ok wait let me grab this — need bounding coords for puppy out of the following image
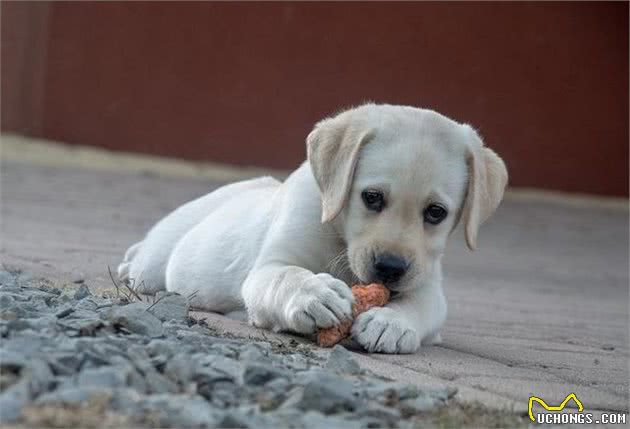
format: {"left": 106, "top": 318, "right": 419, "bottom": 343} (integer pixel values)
{"left": 118, "top": 104, "right": 507, "bottom": 353}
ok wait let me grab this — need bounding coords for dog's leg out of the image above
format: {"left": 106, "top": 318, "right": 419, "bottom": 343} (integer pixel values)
{"left": 117, "top": 241, "right": 142, "bottom": 283}
{"left": 242, "top": 264, "right": 354, "bottom": 334}
{"left": 351, "top": 278, "right": 447, "bottom": 354}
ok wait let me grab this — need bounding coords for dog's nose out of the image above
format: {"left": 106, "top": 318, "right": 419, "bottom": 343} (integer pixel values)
{"left": 373, "top": 253, "right": 409, "bottom": 283}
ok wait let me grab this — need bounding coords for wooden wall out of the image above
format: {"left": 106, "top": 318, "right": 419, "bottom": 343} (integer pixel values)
{"left": 2, "top": 2, "right": 628, "bottom": 196}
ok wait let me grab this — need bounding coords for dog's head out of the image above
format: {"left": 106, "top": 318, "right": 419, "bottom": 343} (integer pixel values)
{"left": 307, "top": 104, "right": 507, "bottom": 292}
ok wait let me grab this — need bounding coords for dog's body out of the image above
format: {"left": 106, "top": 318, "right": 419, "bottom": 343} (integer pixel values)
{"left": 118, "top": 104, "right": 507, "bottom": 353}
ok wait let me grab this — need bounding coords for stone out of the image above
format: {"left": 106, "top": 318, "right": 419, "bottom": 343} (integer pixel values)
{"left": 106, "top": 302, "right": 164, "bottom": 337}
{"left": 73, "top": 284, "right": 91, "bottom": 300}
{"left": 399, "top": 395, "right": 441, "bottom": 416}
{"left": 0, "top": 271, "right": 18, "bottom": 287}
{"left": 0, "top": 293, "right": 15, "bottom": 307}
{"left": 0, "top": 395, "right": 25, "bottom": 423}
{"left": 35, "top": 386, "right": 113, "bottom": 406}
{"left": 208, "top": 381, "right": 245, "bottom": 408}
{"left": 300, "top": 411, "right": 363, "bottom": 429}
{"left": 77, "top": 365, "right": 132, "bottom": 389}
{"left": 148, "top": 292, "right": 189, "bottom": 322}
{"left": 0, "top": 269, "right": 465, "bottom": 429}
{"left": 283, "top": 353, "right": 310, "bottom": 371}
{"left": 242, "top": 363, "right": 287, "bottom": 386}
{"left": 364, "top": 382, "right": 421, "bottom": 404}
{"left": 48, "top": 352, "right": 82, "bottom": 376}
{"left": 296, "top": 370, "right": 358, "bottom": 414}
{"left": 55, "top": 305, "right": 75, "bottom": 318}
{"left": 140, "top": 394, "right": 221, "bottom": 428}
{"left": 21, "top": 359, "right": 54, "bottom": 397}
{"left": 239, "top": 344, "right": 270, "bottom": 364}
{"left": 0, "top": 303, "right": 26, "bottom": 320}
{"left": 71, "top": 273, "right": 85, "bottom": 284}
{"left": 359, "top": 402, "right": 401, "bottom": 422}
{"left": 325, "top": 345, "right": 361, "bottom": 375}
{"left": 0, "top": 349, "right": 26, "bottom": 374}
{"left": 144, "top": 369, "right": 179, "bottom": 394}
{"left": 164, "top": 353, "right": 195, "bottom": 384}
{"left": 58, "top": 317, "right": 106, "bottom": 336}
{"left": 0, "top": 380, "right": 31, "bottom": 423}
{"left": 145, "top": 339, "right": 177, "bottom": 358}
{"left": 209, "top": 355, "right": 243, "bottom": 381}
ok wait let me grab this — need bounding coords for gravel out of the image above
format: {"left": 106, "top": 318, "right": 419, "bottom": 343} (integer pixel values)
{"left": 0, "top": 270, "right": 456, "bottom": 427}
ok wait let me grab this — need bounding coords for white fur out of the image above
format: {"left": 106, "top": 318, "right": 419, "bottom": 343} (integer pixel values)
{"left": 118, "top": 104, "right": 507, "bottom": 354}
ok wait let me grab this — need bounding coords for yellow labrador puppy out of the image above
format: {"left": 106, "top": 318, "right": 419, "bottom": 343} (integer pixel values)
{"left": 118, "top": 104, "right": 507, "bottom": 353}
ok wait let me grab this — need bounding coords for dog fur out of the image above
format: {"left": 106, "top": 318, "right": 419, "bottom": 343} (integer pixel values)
{"left": 118, "top": 104, "right": 507, "bottom": 353}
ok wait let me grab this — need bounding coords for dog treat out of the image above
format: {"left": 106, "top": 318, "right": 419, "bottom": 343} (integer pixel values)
{"left": 317, "top": 283, "right": 390, "bottom": 347}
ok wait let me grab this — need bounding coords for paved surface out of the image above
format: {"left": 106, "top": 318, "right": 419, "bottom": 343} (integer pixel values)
{"left": 1, "top": 145, "right": 628, "bottom": 414}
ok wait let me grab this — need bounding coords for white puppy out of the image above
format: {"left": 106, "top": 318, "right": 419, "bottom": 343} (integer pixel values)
{"left": 118, "top": 104, "right": 507, "bottom": 353}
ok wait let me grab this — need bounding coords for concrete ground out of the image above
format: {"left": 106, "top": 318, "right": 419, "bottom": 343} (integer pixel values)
{"left": 1, "top": 135, "right": 628, "bottom": 416}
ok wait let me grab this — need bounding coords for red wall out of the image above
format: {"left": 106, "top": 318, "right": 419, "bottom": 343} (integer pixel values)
{"left": 2, "top": 2, "right": 628, "bottom": 196}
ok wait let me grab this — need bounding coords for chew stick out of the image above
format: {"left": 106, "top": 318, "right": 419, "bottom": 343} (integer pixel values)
{"left": 317, "top": 283, "right": 390, "bottom": 347}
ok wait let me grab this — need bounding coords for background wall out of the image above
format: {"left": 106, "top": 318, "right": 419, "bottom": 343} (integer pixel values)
{"left": 2, "top": 2, "right": 628, "bottom": 196}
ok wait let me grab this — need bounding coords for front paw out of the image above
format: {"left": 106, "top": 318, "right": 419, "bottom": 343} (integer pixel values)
{"left": 351, "top": 307, "right": 420, "bottom": 354}
{"left": 284, "top": 273, "right": 354, "bottom": 334}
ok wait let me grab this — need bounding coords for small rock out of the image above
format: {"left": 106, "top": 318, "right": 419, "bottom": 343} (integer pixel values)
{"left": 0, "top": 304, "right": 26, "bottom": 320}
{"left": 148, "top": 292, "right": 189, "bottom": 322}
{"left": 0, "top": 395, "right": 25, "bottom": 423}
{"left": 364, "top": 382, "right": 420, "bottom": 404}
{"left": 325, "top": 345, "right": 361, "bottom": 375}
{"left": 164, "top": 353, "right": 195, "bottom": 384}
{"left": 243, "top": 363, "right": 287, "bottom": 386}
{"left": 0, "top": 293, "right": 15, "bottom": 307}
{"left": 217, "top": 409, "right": 255, "bottom": 428}
{"left": 0, "top": 349, "right": 26, "bottom": 374}
{"left": 602, "top": 344, "right": 615, "bottom": 351}
{"left": 210, "top": 355, "right": 243, "bottom": 381}
{"left": 55, "top": 305, "right": 75, "bottom": 318}
{"left": 146, "top": 339, "right": 177, "bottom": 358}
{"left": 0, "top": 382, "right": 31, "bottom": 424}
{"left": 21, "top": 359, "right": 54, "bottom": 396}
{"left": 77, "top": 365, "right": 134, "bottom": 389}
{"left": 73, "top": 284, "right": 91, "bottom": 300}
{"left": 145, "top": 370, "right": 179, "bottom": 394}
{"left": 359, "top": 402, "right": 401, "bottom": 422}
{"left": 35, "top": 386, "right": 113, "bottom": 406}
{"left": 0, "top": 271, "right": 18, "bottom": 287}
{"left": 300, "top": 411, "right": 363, "bottom": 429}
{"left": 106, "top": 302, "right": 164, "bottom": 337}
{"left": 239, "top": 344, "right": 270, "bottom": 364}
{"left": 71, "top": 273, "right": 85, "bottom": 284}
{"left": 140, "top": 394, "right": 221, "bottom": 428}
{"left": 399, "top": 395, "right": 440, "bottom": 416}
{"left": 60, "top": 317, "right": 105, "bottom": 336}
{"left": 297, "top": 370, "right": 358, "bottom": 414}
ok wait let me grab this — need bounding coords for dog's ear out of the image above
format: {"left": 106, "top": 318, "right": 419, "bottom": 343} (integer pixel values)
{"left": 307, "top": 113, "right": 373, "bottom": 223}
{"left": 461, "top": 126, "right": 508, "bottom": 250}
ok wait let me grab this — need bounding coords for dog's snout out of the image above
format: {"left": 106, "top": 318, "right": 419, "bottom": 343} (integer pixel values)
{"left": 373, "top": 253, "right": 409, "bottom": 283}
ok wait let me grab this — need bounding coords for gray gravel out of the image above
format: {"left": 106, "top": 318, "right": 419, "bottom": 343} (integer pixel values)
{"left": 0, "top": 270, "right": 456, "bottom": 427}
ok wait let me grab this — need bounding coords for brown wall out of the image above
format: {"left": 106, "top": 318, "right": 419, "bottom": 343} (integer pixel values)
{"left": 2, "top": 2, "right": 628, "bottom": 196}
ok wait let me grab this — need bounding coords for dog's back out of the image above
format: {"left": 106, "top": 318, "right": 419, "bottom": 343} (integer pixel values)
{"left": 117, "top": 176, "right": 280, "bottom": 295}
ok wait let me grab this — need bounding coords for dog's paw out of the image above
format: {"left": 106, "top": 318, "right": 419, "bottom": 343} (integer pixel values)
{"left": 284, "top": 273, "right": 354, "bottom": 334}
{"left": 351, "top": 307, "right": 420, "bottom": 354}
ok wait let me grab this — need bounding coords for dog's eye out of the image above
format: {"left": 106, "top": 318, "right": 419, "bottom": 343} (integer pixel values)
{"left": 361, "top": 189, "right": 385, "bottom": 212}
{"left": 423, "top": 204, "right": 448, "bottom": 225}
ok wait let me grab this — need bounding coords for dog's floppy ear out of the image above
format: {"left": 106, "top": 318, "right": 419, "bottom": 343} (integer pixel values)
{"left": 307, "top": 113, "right": 373, "bottom": 223}
{"left": 461, "top": 126, "right": 508, "bottom": 250}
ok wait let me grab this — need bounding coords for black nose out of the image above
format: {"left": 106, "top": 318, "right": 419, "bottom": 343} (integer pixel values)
{"left": 373, "top": 253, "right": 409, "bottom": 283}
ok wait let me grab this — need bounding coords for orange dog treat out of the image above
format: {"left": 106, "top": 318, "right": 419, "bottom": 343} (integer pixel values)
{"left": 317, "top": 283, "right": 390, "bottom": 347}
